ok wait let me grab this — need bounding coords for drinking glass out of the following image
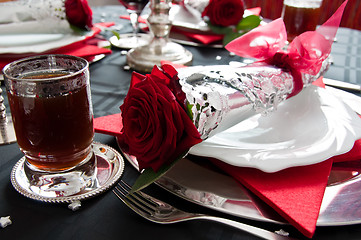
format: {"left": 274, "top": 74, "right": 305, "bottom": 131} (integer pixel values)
{"left": 282, "top": 0, "right": 323, "bottom": 42}
{"left": 113, "top": 0, "right": 150, "bottom": 49}
{"left": 126, "top": 0, "right": 192, "bottom": 72}
{"left": 3, "top": 54, "right": 97, "bottom": 197}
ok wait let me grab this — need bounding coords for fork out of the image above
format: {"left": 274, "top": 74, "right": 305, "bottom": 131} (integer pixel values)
{"left": 113, "top": 180, "right": 298, "bottom": 240}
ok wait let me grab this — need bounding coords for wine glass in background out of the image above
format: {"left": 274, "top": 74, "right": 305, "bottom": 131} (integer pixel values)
{"left": 112, "top": 0, "right": 150, "bottom": 49}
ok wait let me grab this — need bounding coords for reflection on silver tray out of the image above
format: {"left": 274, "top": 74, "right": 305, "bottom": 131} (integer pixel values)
{"left": 118, "top": 89, "right": 361, "bottom": 226}
{"left": 11, "top": 142, "right": 124, "bottom": 203}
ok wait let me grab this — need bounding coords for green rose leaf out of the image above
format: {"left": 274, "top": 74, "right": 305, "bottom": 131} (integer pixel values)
{"left": 236, "top": 15, "right": 262, "bottom": 32}
{"left": 207, "top": 21, "right": 233, "bottom": 35}
{"left": 111, "top": 30, "right": 121, "bottom": 40}
{"left": 223, "top": 31, "right": 244, "bottom": 45}
{"left": 186, "top": 103, "right": 194, "bottom": 120}
{"left": 69, "top": 24, "right": 91, "bottom": 35}
{"left": 131, "top": 151, "right": 188, "bottom": 193}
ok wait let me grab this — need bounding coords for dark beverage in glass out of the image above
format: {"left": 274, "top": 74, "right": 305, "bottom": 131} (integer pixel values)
{"left": 3, "top": 55, "right": 94, "bottom": 172}
{"left": 3, "top": 55, "right": 99, "bottom": 197}
{"left": 282, "top": 0, "right": 323, "bottom": 42}
{"left": 7, "top": 76, "right": 94, "bottom": 171}
{"left": 118, "top": 0, "right": 148, "bottom": 13}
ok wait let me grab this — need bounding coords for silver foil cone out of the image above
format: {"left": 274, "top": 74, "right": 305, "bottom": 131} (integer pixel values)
{"left": 178, "top": 62, "right": 328, "bottom": 140}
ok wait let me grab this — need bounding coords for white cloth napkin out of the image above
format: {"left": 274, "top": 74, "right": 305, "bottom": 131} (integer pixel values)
{"left": 167, "top": 4, "right": 209, "bottom": 32}
{"left": 0, "top": 0, "right": 72, "bottom": 34}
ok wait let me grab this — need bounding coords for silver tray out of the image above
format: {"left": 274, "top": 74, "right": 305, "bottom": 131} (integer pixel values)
{"left": 11, "top": 142, "right": 124, "bottom": 203}
{"left": 119, "top": 88, "right": 361, "bottom": 226}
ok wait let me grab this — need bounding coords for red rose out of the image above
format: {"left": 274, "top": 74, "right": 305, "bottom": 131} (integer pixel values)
{"left": 202, "top": 0, "right": 245, "bottom": 27}
{"left": 65, "top": 0, "right": 93, "bottom": 29}
{"left": 119, "top": 65, "right": 202, "bottom": 172}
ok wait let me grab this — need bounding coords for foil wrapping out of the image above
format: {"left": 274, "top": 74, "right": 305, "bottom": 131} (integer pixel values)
{"left": 179, "top": 62, "right": 329, "bottom": 140}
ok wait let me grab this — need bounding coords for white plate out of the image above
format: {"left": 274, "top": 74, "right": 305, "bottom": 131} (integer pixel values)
{"left": 189, "top": 85, "right": 361, "bottom": 172}
{"left": 0, "top": 32, "right": 93, "bottom": 54}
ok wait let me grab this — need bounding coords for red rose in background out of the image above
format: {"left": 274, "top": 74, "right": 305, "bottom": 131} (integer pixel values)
{"left": 202, "top": 0, "right": 245, "bottom": 27}
{"left": 65, "top": 0, "right": 93, "bottom": 29}
{"left": 119, "top": 65, "right": 202, "bottom": 172}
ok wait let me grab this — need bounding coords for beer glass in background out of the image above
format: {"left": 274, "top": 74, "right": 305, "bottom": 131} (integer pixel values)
{"left": 3, "top": 55, "right": 97, "bottom": 197}
{"left": 282, "top": 0, "right": 323, "bottom": 42}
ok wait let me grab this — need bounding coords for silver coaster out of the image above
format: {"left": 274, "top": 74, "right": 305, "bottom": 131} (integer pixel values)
{"left": 11, "top": 142, "right": 124, "bottom": 203}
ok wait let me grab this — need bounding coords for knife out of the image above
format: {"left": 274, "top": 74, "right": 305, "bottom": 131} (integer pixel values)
{"left": 323, "top": 78, "right": 361, "bottom": 92}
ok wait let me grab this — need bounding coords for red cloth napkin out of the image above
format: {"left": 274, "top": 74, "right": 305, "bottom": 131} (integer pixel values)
{"left": 0, "top": 22, "right": 114, "bottom": 69}
{"left": 94, "top": 113, "right": 123, "bottom": 137}
{"left": 212, "top": 158, "right": 333, "bottom": 238}
{"left": 93, "top": 77, "right": 361, "bottom": 238}
{"left": 171, "top": 27, "right": 223, "bottom": 45}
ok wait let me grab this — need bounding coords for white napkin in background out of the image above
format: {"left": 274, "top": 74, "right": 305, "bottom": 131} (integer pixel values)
{"left": 183, "top": 0, "right": 209, "bottom": 14}
{"left": 169, "top": 4, "right": 209, "bottom": 32}
{"left": 0, "top": 0, "right": 73, "bottom": 34}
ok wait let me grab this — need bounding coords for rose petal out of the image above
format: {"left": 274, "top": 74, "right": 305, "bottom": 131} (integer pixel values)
{"left": 225, "top": 18, "right": 287, "bottom": 59}
{"left": 130, "top": 71, "right": 146, "bottom": 87}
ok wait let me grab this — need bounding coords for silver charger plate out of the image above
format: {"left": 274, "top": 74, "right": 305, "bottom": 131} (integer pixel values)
{"left": 121, "top": 145, "right": 361, "bottom": 226}
{"left": 118, "top": 88, "right": 361, "bottom": 226}
{"left": 11, "top": 142, "right": 124, "bottom": 203}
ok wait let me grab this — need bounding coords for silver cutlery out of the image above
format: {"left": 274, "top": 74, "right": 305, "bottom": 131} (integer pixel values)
{"left": 113, "top": 180, "right": 298, "bottom": 240}
{"left": 323, "top": 78, "right": 361, "bottom": 92}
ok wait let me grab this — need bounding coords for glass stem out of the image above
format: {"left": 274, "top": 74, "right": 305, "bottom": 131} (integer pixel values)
{"left": 129, "top": 12, "right": 139, "bottom": 41}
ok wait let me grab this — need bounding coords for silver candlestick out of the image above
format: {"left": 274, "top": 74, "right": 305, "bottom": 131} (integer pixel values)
{"left": 126, "top": 0, "right": 193, "bottom": 72}
{"left": 0, "top": 83, "right": 16, "bottom": 145}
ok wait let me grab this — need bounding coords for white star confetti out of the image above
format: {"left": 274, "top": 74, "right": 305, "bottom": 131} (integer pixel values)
{"left": 275, "top": 229, "right": 289, "bottom": 237}
{"left": 68, "top": 200, "right": 81, "bottom": 211}
{"left": 0, "top": 216, "right": 12, "bottom": 228}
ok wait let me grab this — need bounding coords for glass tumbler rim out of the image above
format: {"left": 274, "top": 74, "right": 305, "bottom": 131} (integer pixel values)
{"left": 2, "top": 54, "right": 89, "bottom": 82}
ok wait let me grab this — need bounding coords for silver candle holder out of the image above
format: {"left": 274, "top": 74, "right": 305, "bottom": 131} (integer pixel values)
{"left": 126, "top": 0, "right": 193, "bottom": 72}
{"left": 0, "top": 81, "right": 16, "bottom": 145}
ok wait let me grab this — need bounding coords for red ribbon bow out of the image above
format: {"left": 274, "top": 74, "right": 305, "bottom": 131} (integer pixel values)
{"left": 225, "top": 0, "right": 348, "bottom": 97}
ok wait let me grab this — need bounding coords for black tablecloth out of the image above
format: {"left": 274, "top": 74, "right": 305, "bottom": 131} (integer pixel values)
{"left": 1, "top": 5, "right": 361, "bottom": 240}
